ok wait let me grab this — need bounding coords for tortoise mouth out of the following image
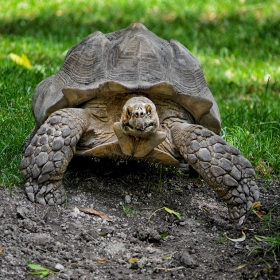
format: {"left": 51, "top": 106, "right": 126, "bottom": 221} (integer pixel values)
{"left": 122, "top": 122, "right": 156, "bottom": 136}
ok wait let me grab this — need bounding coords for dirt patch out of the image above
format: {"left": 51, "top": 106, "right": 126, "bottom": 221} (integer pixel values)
{"left": 1, "top": 157, "right": 279, "bottom": 279}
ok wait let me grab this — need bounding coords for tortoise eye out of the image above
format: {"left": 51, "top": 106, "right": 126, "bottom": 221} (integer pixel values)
{"left": 126, "top": 106, "right": 132, "bottom": 117}
{"left": 146, "top": 105, "right": 152, "bottom": 115}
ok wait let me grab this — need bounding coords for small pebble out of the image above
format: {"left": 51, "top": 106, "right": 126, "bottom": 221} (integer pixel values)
{"left": 234, "top": 243, "right": 243, "bottom": 249}
{"left": 120, "top": 232, "right": 127, "bottom": 239}
{"left": 125, "top": 195, "right": 131, "bottom": 204}
{"left": 55, "top": 263, "right": 65, "bottom": 271}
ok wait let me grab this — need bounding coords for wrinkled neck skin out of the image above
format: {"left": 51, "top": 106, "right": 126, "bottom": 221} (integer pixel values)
{"left": 114, "top": 96, "right": 166, "bottom": 157}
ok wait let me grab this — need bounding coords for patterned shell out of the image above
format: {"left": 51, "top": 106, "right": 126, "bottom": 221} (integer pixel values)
{"left": 32, "top": 23, "right": 221, "bottom": 134}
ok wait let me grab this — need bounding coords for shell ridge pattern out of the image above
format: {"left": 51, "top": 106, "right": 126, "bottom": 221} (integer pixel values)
{"left": 47, "top": 72, "right": 69, "bottom": 108}
{"left": 136, "top": 27, "right": 173, "bottom": 88}
{"left": 137, "top": 34, "right": 161, "bottom": 87}
{"left": 61, "top": 32, "right": 106, "bottom": 86}
{"left": 193, "top": 69, "right": 208, "bottom": 95}
{"left": 162, "top": 43, "right": 173, "bottom": 84}
{"left": 105, "top": 24, "right": 173, "bottom": 91}
{"left": 100, "top": 35, "right": 112, "bottom": 82}
{"left": 169, "top": 40, "right": 206, "bottom": 96}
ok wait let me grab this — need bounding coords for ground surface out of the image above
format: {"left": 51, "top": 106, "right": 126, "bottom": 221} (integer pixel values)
{"left": 0, "top": 157, "right": 279, "bottom": 280}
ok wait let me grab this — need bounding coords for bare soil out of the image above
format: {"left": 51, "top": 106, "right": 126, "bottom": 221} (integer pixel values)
{"left": 1, "top": 157, "right": 279, "bottom": 280}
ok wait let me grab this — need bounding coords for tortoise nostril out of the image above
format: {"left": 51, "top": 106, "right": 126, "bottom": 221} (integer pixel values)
{"left": 134, "top": 110, "right": 145, "bottom": 118}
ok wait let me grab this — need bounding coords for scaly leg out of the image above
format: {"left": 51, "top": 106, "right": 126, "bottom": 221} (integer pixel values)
{"left": 171, "top": 123, "right": 259, "bottom": 219}
{"left": 20, "top": 108, "right": 90, "bottom": 205}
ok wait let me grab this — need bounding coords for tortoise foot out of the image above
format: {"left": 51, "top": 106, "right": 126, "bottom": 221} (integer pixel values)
{"left": 172, "top": 123, "right": 260, "bottom": 219}
{"left": 20, "top": 108, "right": 90, "bottom": 205}
{"left": 25, "top": 180, "right": 66, "bottom": 205}
{"left": 224, "top": 178, "right": 259, "bottom": 219}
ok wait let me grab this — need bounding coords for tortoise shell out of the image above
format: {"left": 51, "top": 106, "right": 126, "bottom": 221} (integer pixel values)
{"left": 32, "top": 22, "right": 221, "bottom": 134}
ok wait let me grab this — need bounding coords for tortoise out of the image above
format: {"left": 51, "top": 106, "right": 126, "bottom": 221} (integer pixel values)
{"left": 20, "top": 23, "right": 259, "bottom": 220}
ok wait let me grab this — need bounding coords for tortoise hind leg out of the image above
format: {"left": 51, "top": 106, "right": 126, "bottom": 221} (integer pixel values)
{"left": 20, "top": 108, "right": 90, "bottom": 205}
{"left": 171, "top": 123, "right": 259, "bottom": 220}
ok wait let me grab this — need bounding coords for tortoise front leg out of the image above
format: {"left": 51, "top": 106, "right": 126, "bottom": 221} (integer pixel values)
{"left": 171, "top": 123, "right": 259, "bottom": 219}
{"left": 20, "top": 108, "right": 90, "bottom": 205}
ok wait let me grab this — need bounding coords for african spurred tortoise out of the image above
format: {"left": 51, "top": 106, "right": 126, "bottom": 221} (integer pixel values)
{"left": 20, "top": 23, "right": 259, "bottom": 219}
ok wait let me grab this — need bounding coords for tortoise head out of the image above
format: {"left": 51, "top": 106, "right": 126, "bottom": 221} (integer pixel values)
{"left": 120, "top": 96, "right": 159, "bottom": 138}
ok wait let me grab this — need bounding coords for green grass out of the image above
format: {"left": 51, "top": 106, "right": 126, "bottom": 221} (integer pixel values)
{"left": 0, "top": 0, "right": 279, "bottom": 186}
{"left": 253, "top": 205, "right": 280, "bottom": 256}
{"left": 122, "top": 204, "right": 138, "bottom": 217}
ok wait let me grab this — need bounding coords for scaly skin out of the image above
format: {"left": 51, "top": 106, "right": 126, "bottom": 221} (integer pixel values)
{"left": 20, "top": 108, "right": 90, "bottom": 205}
{"left": 172, "top": 123, "right": 259, "bottom": 219}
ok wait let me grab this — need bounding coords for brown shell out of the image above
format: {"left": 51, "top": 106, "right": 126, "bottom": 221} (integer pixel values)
{"left": 32, "top": 23, "right": 221, "bottom": 134}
